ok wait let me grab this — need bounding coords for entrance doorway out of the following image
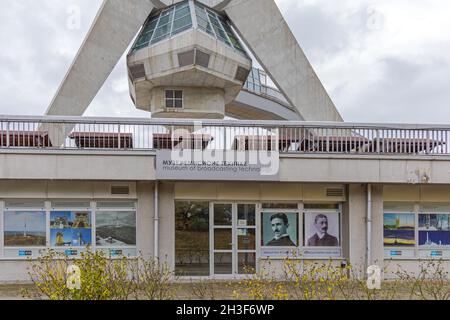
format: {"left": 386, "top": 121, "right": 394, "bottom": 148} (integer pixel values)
{"left": 211, "top": 203, "right": 257, "bottom": 276}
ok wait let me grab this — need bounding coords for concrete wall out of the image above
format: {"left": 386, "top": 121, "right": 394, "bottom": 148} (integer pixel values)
{"left": 0, "top": 180, "right": 147, "bottom": 282}
{"left": 159, "top": 183, "right": 176, "bottom": 268}
{"left": 4, "top": 152, "right": 450, "bottom": 185}
{"left": 174, "top": 182, "right": 346, "bottom": 202}
{"left": 2, "top": 179, "right": 450, "bottom": 282}
{"left": 136, "top": 182, "right": 155, "bottom": 259}
{"left": 0, "top": 152, "right": 155, "bottom": 181}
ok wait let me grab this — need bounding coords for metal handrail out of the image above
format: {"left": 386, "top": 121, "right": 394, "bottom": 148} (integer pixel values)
{"left": 0, "top": 115, "right": 449, "bottom": 155}
{"left": 1, "top": 115, "right": 450, "bottom": 129}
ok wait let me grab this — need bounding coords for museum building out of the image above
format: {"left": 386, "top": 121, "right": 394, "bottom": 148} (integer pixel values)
{"left": 1, "top": 0, "right": 450, "bottom": 281}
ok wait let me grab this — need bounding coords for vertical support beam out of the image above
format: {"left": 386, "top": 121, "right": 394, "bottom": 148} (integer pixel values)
{"left": 0, "top": 201, "right": 4, "bottom": 259}
{"left": 367, "top": 184, "right": 372, "bottom": 268}
{"left": 154, "top": 181, "right": 160, "bottom": 260}
{"left": 46, "top": 0, "right": 155, "bottom": 117}
{"left": 224, "top": 0, "right": 343, "bottom": 122}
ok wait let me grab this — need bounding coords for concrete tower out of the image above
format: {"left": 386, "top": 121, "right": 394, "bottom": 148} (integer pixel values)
{"left": 128, "top": 1, "right": 252, "bottom": 119}
{"left": 46, "top": 0, "right": 342, "bottom": 123}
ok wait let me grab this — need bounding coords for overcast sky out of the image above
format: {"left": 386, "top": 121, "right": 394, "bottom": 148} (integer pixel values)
{"left": 1, "top": 0, "right": 450, "bottom": 123}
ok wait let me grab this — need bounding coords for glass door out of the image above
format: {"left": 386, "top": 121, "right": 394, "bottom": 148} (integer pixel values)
{"left": 236, "top": 204, "right": 257, "bottom": 274}
{"left": 212, "top": 203, "right": 233, "bottom": 275}
{"left": 211, "top": 203, "right": 257, "bottom": 276}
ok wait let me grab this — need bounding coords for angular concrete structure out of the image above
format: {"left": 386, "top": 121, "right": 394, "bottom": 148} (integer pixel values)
{"left": 46, "top": 0, "right": 341, "bottom": 122}
{"left": 127, "top": 1, "right": 252, "bottom": 119}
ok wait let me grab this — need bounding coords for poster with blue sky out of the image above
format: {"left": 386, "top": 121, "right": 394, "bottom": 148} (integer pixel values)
{"left": 4, "top": 211, "right": 46, "bottom": 247}
{"left": 50, "top": 211, "right": 91, "bottom": 247}
{"left": 419, "top": 214, "right": 450, "bottom": 247}
{"left": 384, "top": 213, "right": 415, "bottom": 247}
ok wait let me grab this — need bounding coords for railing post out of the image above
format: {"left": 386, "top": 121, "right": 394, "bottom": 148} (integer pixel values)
{"left": 223, "top": 125, "right": 227, "bottom": 150}
{"left": 376, "top": 129, "right": 381, "bottom": 154}
{"left": 118, "top": 123, "right": 121, "bottom": 150}
{"left": 6, "top": 121, "right": 10, "bottom": 148}
{"left": 326, "top": 128, "right": 330, "bottom": 153}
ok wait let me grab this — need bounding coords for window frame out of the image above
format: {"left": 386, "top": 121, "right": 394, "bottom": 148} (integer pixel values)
{"left": 165, "top": 89, "right": 184, "bottom": 110}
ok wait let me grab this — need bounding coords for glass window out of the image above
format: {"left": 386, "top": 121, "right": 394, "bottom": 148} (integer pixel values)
{"left": 214, "top": 253, "right": 232, "bottom": 275}
{"left": 194, "top": 2, "right": 247, "bottom": 53}
{"left": 95, "top": 211, "right": 136, "bottom": 247}
{"left": 165, "top": 90, "right": 183, "bottom": 109}
{"left": 304, "top": 203, "right": 340, "bottom": 210}
{"left": 262, "top": 203, "right": 298, "bottom": 210}
{"left": 384, "top": 202, "right": 415, "bottom": 212}
{"left": 214, "top": 229, "right": 232, "bottom": 250}
{"left": 50, "top": 211, "right": 92, "bottom": 247}
{"left": 4, "top": 211, "right": 46, "bottom": 247}
{"left": 214, "top": 204, "right": 232, "bottom": 226}
{"left": 174, "top": 5, "right": 190, "bottom": 20}
{"left": 175, "top": 201, "right": 210, "bottom": 276}
{"left": 238, "top": 253, "right": 256, "bottom": 274}
{"left": 238, "top": 229, "right": 256, "bottom": 250}
{"left": 238, "top": 204, "right": 255, "bottom": 226}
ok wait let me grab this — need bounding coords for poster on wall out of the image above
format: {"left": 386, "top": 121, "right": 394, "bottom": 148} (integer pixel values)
{"left": 261, "top": 212, "right": 298, "bottom": 247}
{"left": 95, "top": 211, "right": 137, "bottom": 246}
{"left": 50, "top": 211, "right": 92, "bottom": 247}
{"left": 419, "top": 214, "right": 450, "bottom": 247}
{"left": 383, "top": 213, "right": 415, "bottom": 247}
{"left": 4, "top": 211, "right": 46, "bottom": 247}
{"left": 304, "top": 212, "right": 340, "bottom": 247}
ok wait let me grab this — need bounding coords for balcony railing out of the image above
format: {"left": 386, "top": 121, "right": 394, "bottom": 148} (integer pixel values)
{"left": 0, "top": 115, "right": 449, "bottom": 156}
{"left": 244, "top": 68, "right": 290, "bottom": 105}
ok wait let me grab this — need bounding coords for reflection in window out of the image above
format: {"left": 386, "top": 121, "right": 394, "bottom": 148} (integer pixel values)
{"left": 238, "top": 253, "right": 256, "bottom": 274}
{"left": 132, "top": 1, "right": 192, "bottom": 51}
{"left": 238, "top": 204, "right": 256, "bottom": 226}
{"left": 194, "top": 2, "right": 246, "bottom": 54}
{"left": 214, "top": 204, "right": 232, "bottom": 226}
{"left": 214, "top": 228, "right": 232, "bottom": 250}
{"left": 262, "top": 203, "right": 298, "bottom": 210}
{"left": 238, "top": 228, "right": 256, "bottom": 250}
{"left": 175, "top": 201, "right": 210, "bottom": 276}
{"left": 214, "top": 252, "right": 232, "bottom": 275}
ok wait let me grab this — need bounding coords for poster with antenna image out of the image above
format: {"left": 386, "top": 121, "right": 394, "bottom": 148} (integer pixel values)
{"left": 4, "top": 211, "right": 46, "bottom": 247}
{"left": 384, "top": 213, "right": 415, "bottom": 247}
{"left": 419, "top": 214, "right": 450, "bottom": 247}
{"left": 96, "top": 211, "right": 136, "bottom": 246}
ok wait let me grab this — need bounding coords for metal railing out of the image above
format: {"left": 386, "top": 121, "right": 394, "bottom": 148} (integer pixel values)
{"left": 244, "top": 67, "right": 290, "bottom": 105}
{"left": 0, "top": 115, "right": 449, "bottom": 155}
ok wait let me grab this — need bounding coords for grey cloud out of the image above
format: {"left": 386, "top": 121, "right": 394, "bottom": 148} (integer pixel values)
{"left": 1, "top": 0, "right": 450, "bottom": 124}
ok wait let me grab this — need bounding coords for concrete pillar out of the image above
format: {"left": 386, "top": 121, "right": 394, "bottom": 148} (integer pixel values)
{"left": 137, "top": 181, "right": 155, "bottom": 259}
{"left": 347, "top": 184, "right": 367, "bottom": 276}
{"left": 371, "top": 185, "right": 384, "bottom": 267}
{"left": 158, "top": 182, "right": 176, "bottom": 268}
